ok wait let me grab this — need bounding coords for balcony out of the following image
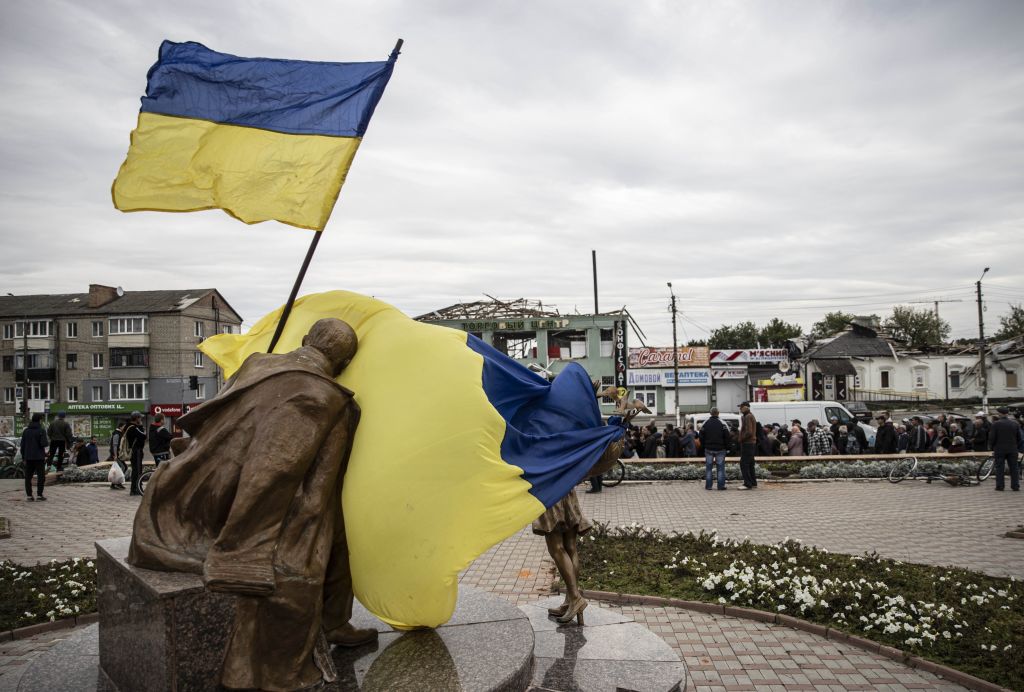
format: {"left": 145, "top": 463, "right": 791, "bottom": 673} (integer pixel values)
{"left": 15, "top": 368, "right": 57, "bottom": 382}
{"left": 108, "top": 333, "right": 150, "bottom": 348}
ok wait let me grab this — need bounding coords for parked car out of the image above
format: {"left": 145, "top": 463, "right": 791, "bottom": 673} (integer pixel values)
{"left": 844, "top": 401, "right": 874, "bottom": 423}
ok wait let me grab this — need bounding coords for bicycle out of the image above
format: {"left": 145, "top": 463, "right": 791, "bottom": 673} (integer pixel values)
{"left": 976, "top": 452, "right": 1024, "bottom": 483}
{"left": 887, "top": 457, "right": 976, "bottom": 486}
{"left": 602, "top": 460, "right": 626, "bottom": 487}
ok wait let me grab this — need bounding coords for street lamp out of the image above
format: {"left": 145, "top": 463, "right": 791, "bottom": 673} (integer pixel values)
{"left": 667, "top": 282, "right": 680, "bottom": 428}
{"left": 976, "top": 267, "right": 989, "bottom": 413}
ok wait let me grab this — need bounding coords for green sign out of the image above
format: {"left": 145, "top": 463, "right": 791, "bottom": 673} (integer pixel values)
{"left": 49, "top": 401, "right": 145, "bottom": 415}
{"left": 91, "top": 416, "right": 116, "bottom": 443}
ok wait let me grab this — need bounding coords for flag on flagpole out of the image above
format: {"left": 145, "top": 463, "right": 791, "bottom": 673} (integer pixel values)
{"left": 112, "top": 41, "right": 398, "bottom": 231}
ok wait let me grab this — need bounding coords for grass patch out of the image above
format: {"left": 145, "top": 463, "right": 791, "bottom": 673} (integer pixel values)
{"left": 578, "top": 524, "right": 1022, "bottom": 690}
{"left": 0, "top": 559, "right": 97, "bottom": 631}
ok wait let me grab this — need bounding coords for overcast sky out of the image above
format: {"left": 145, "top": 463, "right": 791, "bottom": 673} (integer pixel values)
{"left": 1, "top": 0, "right": 1022, "bottom": 345}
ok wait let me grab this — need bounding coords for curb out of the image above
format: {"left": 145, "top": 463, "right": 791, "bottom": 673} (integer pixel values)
{"left": 576, "top": 589, "right": 1012, "bottom": 692}
{"left": 3, "top": 611, "right": 98, "bottom": 642}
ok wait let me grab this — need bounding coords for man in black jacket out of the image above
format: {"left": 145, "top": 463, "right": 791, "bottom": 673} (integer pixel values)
{"left": 699, "top": 409, "right": 730, "bottom": 490}
{"left": 989, "top": 408, "right": 1021, "bottom": 491}
{"left": 148, "top": 413, "right": 173, "bottom": 465}
{"left": 874, "top": 416, "right": 897, "bottom": 454}
{"left": 908, "top": 417, "right": 928, "bottom": 453}
{"left": 20, "top": 413, "right": 49, "bottom": 501}
{"left": 125, "top": 412, "right": 147, "bottom": 496}
{"left": 46, "top": 411, "right": 73, "bottom": 473}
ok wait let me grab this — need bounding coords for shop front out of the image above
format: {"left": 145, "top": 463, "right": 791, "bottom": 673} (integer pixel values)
{"left": 48, "top": 401, "right": 148, "bottom": 445}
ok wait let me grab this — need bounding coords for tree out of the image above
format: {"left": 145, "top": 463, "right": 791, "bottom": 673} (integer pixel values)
{"left": 708, "top": 321, "right": 759, "bottom": 349}
{"left": 685, "top": 339, "right": 708, "bottom": 347}
{"left": 883, "top": 306, "right": 950, "bottom": 348}
{"left": 757, "top": 318, "right": 803, "bottom": 348}
{"left": 993, "top": 303, "right": 1024, "bottom": 341}
{"left": 810, "top": 311, "right": 856, "bottom": 340}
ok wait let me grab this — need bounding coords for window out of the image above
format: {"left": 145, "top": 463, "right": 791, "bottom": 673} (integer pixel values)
{"left": 194, "top": 321, "right": 205, "bottom": 338}
{"left": 194, "top": 351, "right": 204, "bottom": 368}
{"left": 196, "top": 383, "right": 206, "bottom": 400}
{"left": 221, "top": 325, "right": 236, "bottom": 334}
{"left": 109, "top": 316, "right": 147, "bottom": 334}
{"left": 110, "top": 381, "right": 147, "bottom": 401}
{"left": 1, "top": 355, "right": 11, "bottom": 372}
{"left": 66, "top": 353, "right": 77, "bottom": 370}
{"left": 13, "top": 321, "right": 53, "bottom": 338}
{"left": 15, "top": 353, "right": 53, "bottom": 369}
{"left": 880, "top": 370, "right": 892, "bottom": 389}
{"left": 110, "top": 348, "right": 148, "bottom": 368}
{"left": 949, "top": 370, "right": 962, "bottom": 390}
{"left": 548, "top": 329, "right": 588, "bottom": 360}
{"left": 3, "top": 388, "right": 14, "bottom": 404}
{"left": 1008, "top": 370, "right": 1020, "bottom": 389}
{"left": 67, "top": 386, "right": 78, "bottom": 402}
{"left": 66, "top": 322, "right": 78, "bottom": 338}
{"left": 854, "top": 368, "right": 864, "bottom": 389}
{"left": 27, "top": 383, "right": 54, "bottom": 400}
{"left": 91, "top": 386, "right": 103, "bottom": 402}
{"left": 912, "top": 367, "right": 928, "bottom": 389}
{"left": 600, "top": 329, "right": 614, "bottom": 357}
{"left": 825, "top": 406, "right": 853, "bottom": 425}
{"left": 92, "top": 321, "right": 104, "bottom": 337}
{"left": 3, "top": 324, "right": 13, "bottom": 339}
{"left": 92, "top": 353, "right": 104, "bottom": 369}
{"left": 491, "top": 331, "right": 536, "bottom": 359}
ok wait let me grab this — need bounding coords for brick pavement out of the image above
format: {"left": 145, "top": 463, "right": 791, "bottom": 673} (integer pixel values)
{"left": 2, "top": 479, "right": 1006, "bottom": 690}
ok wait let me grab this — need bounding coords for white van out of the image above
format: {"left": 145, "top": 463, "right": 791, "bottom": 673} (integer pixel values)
{"left": 690, "top": 412, "right": 741, "bottom": 431}
{"left": 748, "top": 401, "right": 876, "bottom": 448}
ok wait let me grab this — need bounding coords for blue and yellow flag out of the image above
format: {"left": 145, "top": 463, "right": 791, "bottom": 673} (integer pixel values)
{"left": 112, "top": 41, "right": 397, "bottom": 230}
{"left": 199, "top": 291, "right": 624, "bottom": 629}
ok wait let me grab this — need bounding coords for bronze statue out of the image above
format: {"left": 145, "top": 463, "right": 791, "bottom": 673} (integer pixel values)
{"left": 534, "top": 383, "right": 634, "bottom": 626}
{"left": 533, "top": 439, "right": 622, "bottom": 626}
{"left": 128, "top": 318, "right": 376, "bottom": 691}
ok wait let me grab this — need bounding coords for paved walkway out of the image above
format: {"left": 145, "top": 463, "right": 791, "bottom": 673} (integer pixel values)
{"left": 3, "top": 479, "right": 1014, "bottom": 690}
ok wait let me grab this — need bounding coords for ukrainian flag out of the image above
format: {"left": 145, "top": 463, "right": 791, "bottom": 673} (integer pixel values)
{"left": 112, "top": 41, "right": 397, "bottom": 230}
{"left": 199, "top": 291, "right": 625, "bottom": 629}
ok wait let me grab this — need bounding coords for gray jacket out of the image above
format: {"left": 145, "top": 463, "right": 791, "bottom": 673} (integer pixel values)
{"left": 47, "top": 417, "right": 73, "bottom": 443}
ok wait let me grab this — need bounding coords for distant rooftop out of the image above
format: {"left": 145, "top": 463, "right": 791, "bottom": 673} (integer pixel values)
{"left": 0, "top": 285, "right": 242, "bottom": 321}
{"left": 417, "top": 296, "right": 630, "bottom": 322}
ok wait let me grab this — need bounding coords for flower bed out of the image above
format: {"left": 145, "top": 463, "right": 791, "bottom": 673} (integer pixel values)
{"left": 0, "top": 559, "right": 97, "bottom": 631}
{"left": 578, "top": 524, "right": 1022, "bottom": 690}
{"left": 620, "top": 459, "right": 980, "bottom": 481}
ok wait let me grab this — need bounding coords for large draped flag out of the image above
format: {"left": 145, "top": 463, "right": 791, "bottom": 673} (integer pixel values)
{"left": 112, "top": 41, "right": 397, "bottom": 230}
{"left": 199, "top": 291, "right": 625, "bottom": 629}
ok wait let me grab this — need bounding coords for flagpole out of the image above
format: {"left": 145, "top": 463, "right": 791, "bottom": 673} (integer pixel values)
{"left": 266, "top": 38, "right": 404, "bottom": 354}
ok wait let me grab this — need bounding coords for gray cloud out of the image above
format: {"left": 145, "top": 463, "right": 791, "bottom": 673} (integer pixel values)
{"left": 1, "top": 0, "right": 1021, "bottom": 345}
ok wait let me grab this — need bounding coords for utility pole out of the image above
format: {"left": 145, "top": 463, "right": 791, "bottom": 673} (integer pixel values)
{"left": 976, "top": 267, "right": 989, "bottom": 413}
{"left": 21, "top": 318, "right": 29, "bottom": 426}
{"left": 668, "top": 282, "right": 680, "bottom": 428}
{"left": 908, "top": 298, "right": 963, "bottom": 319}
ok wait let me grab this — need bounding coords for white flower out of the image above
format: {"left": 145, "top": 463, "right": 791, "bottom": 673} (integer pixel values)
{"left": 777, "top": 605, "right": 786, "bottom": 611}
{"left": 905, "top": 637, "right": 922, "bottom": 646}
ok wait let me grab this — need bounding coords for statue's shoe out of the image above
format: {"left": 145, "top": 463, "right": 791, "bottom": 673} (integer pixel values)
{"left": 326, "top": 623, "right": 378, "bottom": 647}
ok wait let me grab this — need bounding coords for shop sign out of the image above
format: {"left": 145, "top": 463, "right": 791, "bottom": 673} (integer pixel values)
{"left": 613, "top": 320, "right": 627, "bottom": 389}
{"left": 710, "top": 349, "right": 788, "bottom": 364}
{"left": 149, "top": 403, "right": 195, "bottom": 417}
{"left": 712, "top": 368, "right": 747, "bottom": 379}
{"left": 628, "top": 346, "right": 709, "bottom": 369}
{"left": 49, "top": 401, "right": 145, "bottom": 414}
{"left": 627, "top": 369, "right": 711, "bottom": 387}
{"left": 458, "top": 319, "right": 570, "bottom": 332}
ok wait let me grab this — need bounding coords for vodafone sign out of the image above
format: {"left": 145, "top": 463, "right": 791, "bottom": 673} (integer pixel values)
{"left": 149, "top": 403, "right": 194, "bottom": 417}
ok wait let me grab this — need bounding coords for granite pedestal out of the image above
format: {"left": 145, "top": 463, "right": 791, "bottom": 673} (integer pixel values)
{"left": 18, "top": 539, "right": 685, "bottom": 691}
{"left": 89, "top": 536, "right": 534, "bottom": 691}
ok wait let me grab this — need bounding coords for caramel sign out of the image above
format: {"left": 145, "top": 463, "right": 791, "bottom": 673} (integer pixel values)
{"left": 628, "top": 346, "right": 709, "bottom": 368}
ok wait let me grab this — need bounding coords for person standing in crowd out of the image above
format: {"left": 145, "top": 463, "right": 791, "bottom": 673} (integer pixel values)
{"left": 699, "top": 408, "right": 729, "bottom": 490}
{"left": 46, "top": 411, "right": 73, "bottom": 473}
{"left": 908, "top": 417, "right": 928, "bottom": 454}
{"left": 149, "top": 413, "right": 173, "bottom": 466}
{"left": 20, "top": 413, "right": 49, "bottom": 502}
{"left": 989, "top": 407, "right": 1021, "bottom": 492}
{"left": 874, "top": 416, "right": 897, "bottom": 454}
{"left": 971, "top": 415, "right": 989, "bottom": 452}
{"left": 787, "top": 420, "right": 805, "bottom": 456}
{"left": 806, "top": 419, "right": 832, "bottom": 456}
{"left": 664, "top": 424, "right": 682, "bottom": 458}
{"left": 109, "top": 418, "right": 127, "bottom": 462}
{"left": 643, "top": 424, "right": 661, "bottom": 459}
{"left": 680, "top": 423, "right": 697, "bottom": 457}
{"left": 85, "top": 436, "right": 100, "bottom": 465}
{"left": 896, "top": 424, "right": 910, "bottom": 453}
{"left": 125, "top": 412, "right": 147, "bottom": 496}
{"left": 738, "top": 402, "right": 757, "bottom": 489}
